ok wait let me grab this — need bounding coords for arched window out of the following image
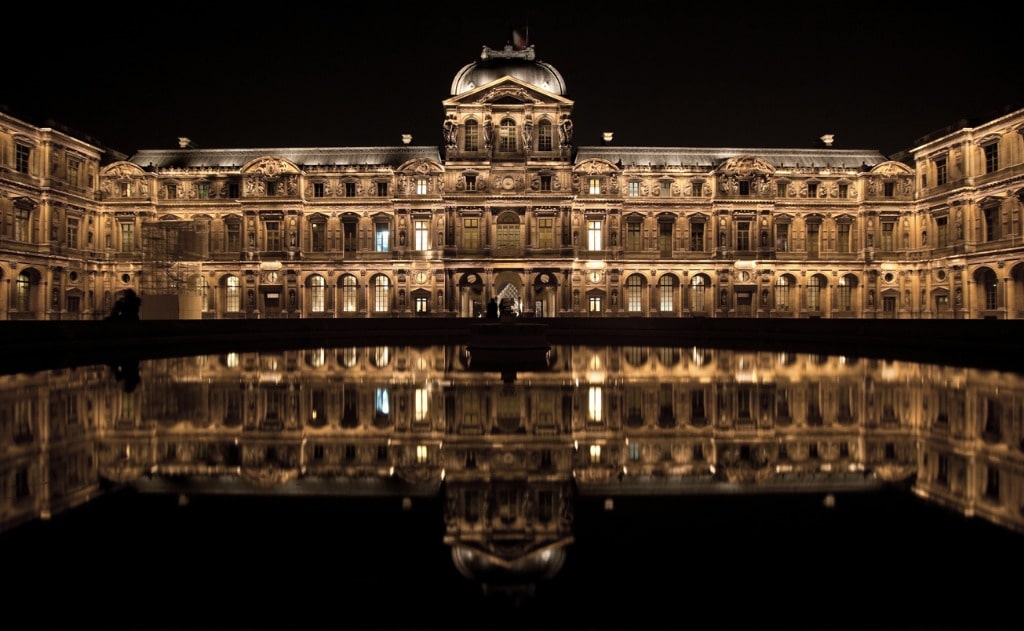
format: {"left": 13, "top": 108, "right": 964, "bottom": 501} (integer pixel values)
{"left": 464, "top": 119, "right": 479, "bottom": 152}
{"left": 310, "top": 274, "right": 326, "bottom": 313}
{"left": 373, "top": 276, "right": 391, "bottom": 313}
{"left": 690, "top": 275, "right": 707, "bottom": 313}
{"left": 16, "top": 272, "right": 31, "bottom": 312}
{"left": 775, "top": 276, "right": 792, "bottom": 311}
{"left": 626, "top": 275, "right": 644, "bottom": 312}
{"left": 807, "top": 275, "right": 821, "bottom": 311}
{"left": 499, "top": 119, "right": 517, "bottom": 152}
{"left": 537, "top": 119, "right": 553, "bottom": 151}
{"left": 837, "top": 275, "right": 854, "bottom": 311}
{"left": 658, "top": 275, "right": 675, "bottom": 312}
{"left": 194, "top": 276, "right": 209, "bottom": 312}
{"left": 341, "top": 275, "right": 358, "bottom": 312}
{"left": 225, "top": 275, "right": 240, "bottom": 312}
{"left": 982, "top": 268, "right": 999, "bottom": 310}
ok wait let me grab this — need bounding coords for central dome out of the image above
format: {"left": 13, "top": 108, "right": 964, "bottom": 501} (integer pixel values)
{"left": 450, "top": 45, "right": 566, "bottom": 96}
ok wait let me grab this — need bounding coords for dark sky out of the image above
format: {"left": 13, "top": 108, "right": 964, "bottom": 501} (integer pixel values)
{"left": 5, "top": 2, "right": 1021, "bottom": 157}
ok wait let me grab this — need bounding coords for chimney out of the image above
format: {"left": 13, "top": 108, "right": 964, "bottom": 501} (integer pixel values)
{"left": 178, "top": 137, "right": 194, "bottom": 149}
{"left": 602, "top": 132, "right": 614, "bottom": 145}
{"left": 402, "top": 134, "right": 413, "bottom": 145}
{"left": 820, "top": 134, "right": 835, "bottom": 148}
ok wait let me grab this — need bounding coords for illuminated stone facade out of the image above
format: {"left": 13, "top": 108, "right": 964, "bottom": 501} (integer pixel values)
{"left": 1, "top": 42, "right": 1022, "bottom": 320}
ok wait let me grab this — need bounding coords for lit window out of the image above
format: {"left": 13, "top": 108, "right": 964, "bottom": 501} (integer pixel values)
{"left": 690, "top": 276, "right": 707, "bottom": 312}
{"left": 225, "top": 275, "right": 241, "bottom": 312}
{"left": 373, "top": 276, "right": 390, "bottom": 312}
{"left": 499, "top": 119, "right": 517, "bottom": 152}
{"left": 375, "top": 221, "right": 390, "bottom": 252}
{"left": 588, "top": 177, "right": 601, "bottom": 195}
{"left": 588, "top": 387, "right": 603, "bottom": 422}
{"left": 341, "top": 275, "right": 358, "bottom": 312}
{"left": 588, "top": 295, "right": 602, "bottom": 313}
{"left": 416, "top": 178, "right": 428, "bottom": 195}
{"left": 626, "top": 275, "right": 643, "bottom": 312}
{"left": 628, "top": 181, "right": 639, "bottom": 197}
{"left": 775, "top": 276, "right": 791, "bottom": 311}
{"left": 415, "top": 296, "right": 429, "bottom": 313}
{"left": 587, "top": 219, "right": 602, "bottom": 250}
{"left": 310, "top": 275, "right": 326, "bottom": 312}
{"left": 414, "top": 220, "right": 429, "bottom": 250}
{"left": 658, "top": 276, "right": 674, "bottom": 312}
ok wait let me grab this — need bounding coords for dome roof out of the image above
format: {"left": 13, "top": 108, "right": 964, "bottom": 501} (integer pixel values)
{"left": 451, "top": 45, "right": 566, "bottom": 96}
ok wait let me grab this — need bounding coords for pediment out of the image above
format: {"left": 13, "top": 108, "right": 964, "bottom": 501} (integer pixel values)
{"left": 101, "top": 161, "right": 147, "bottom": 177}
{"left": 240, "top": 156, "right": 301, "bottom": 176}
{"left": 573, "top": 158, "right": 619, "bottom": 175}
{"left": 869, "top": 161, "right": 913, "bottom": 176}
{"left": 443, "top": 76, "right": 572, "bottom": 107}
{"left": 397, "top": 158, "right": 444, "bottom": 175}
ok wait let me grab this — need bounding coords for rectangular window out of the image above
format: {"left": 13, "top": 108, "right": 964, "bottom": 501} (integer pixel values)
{"left": 881, "top": 221, "right": 894, "bottom": 252}
{"left": 807, "top": 224, "right": 819, "bottom": 257}
{"left": 343, "top": 222, "right": 357, "bottom": 252}
{"left": 16, "top": 145, "right": 30, "bottom": 174}
{"left": 690, "top": 223, "right": 704, "bottom": 251}
{"left": 587, "top": 219, "right": 602, "bottom": 250}
{"left": 984, "top": 143, "right": 998, "bottom": 174}
{"left": 984, "top": 207, "right": 999, "bottom": 241}
{"left": 936, "top": 157, "right": 947, "bottom": 186}
{"left": 313, "top": 182, "right": 325, "bottom": 198}
{"left": 310, "top": 222, "right": 326, "bottom": 252}
{"left": 776, "top": 182, "right": 787, "bottom": 197}
{"left": 540, "top": 175, "right": 551, "bottom": 191}
{"left": 414, "top": 219, "right": 429, "bottom": 250}
{"left": 166, "top": 183, "right": 177, "bottom": 199}
{"left": 837, "top": 224, "right": 850, "bottom": 253}
{"left": 499, "top": 122, "right": 516, "bottom": 152}
{"left": 462, "top": 217, "right": 479, "bottom": 249}
{"left": 936, "top": 216, "right": 948, "bottom": 247}
{"left": 119, "top": 182, "right": 131, "bottom": 197}
{"left": 626, "top": 223, "right": 642, "bottom": 251}
{"left": 120, "top": 222, "right": 134, "bottom": 251}
{"left": 588, "top": 177, "right": 601, "bottom": 195}
{"left": 736, "top": 221, "right": 750, "bottom": 250}
{"left": 266, "top": 181, "right": 278, "bottom": 196}
{"left": 537, "top": 217, "right": 553, "bottom": 249}
{"left": 465, "top": 175, "right": 476, "bottom": 191}
{"left": 226, "top": 223, "right": 241, "bottom": 251}
{"left": 341, "top": 280, "right": 357, "bottom": 312}
{"left": 776, "top": 224, "right": 788, "bottom": 251}
{"left": 375, "top": 221, "right": 390, "bottom": 252}
{"left": 65, "top": 295, "right": 80, "bottom": 314}
{"left": 588, "top": 296, "right": 602, "bottom": 313}
{"left": 67, "top": 160, "right": 79, "bottom": 185}
{"left": 838, "top": 183, "right": 848, "bottom": 199}
{"left": 197, "top": 182, "right": 210, "bottom": 199}
{"left": 921, "top": 173, "right": 928, "bottom": 188}
{"left": 692, "top": 181, "right": 703, "bottom": 197}
{"left": 739, "top": 180, "right": 750, "bottom": 196}
{"left": 265, "top": 220, "right": 282, "bottom": 251}
{"left": 807, "top": 182, "right": 818, "bottom": 198}
{"left": 883, "top": 182, "right": 895, "bottom": 197}
{"left": 538, "top": 123, "right": 552, "bottom": 151}
{"left": 66, "top": 217, "right": 79, "bottom": 248}
{"left": 465, "top": 123, "right": 479, "bottom": 151}
{"left": 660, "top": 181, "right": 671, "bottom": 196}
{"left": 377, "top": 182, "right": 388, "bottom": 197}
{"left": 659, "top": 220, "right": 675, "bottom": 253}
{"left": 415, "top": 296, "right": 428, "bottom": 313}
{"left": 628, "top": 181, "right": 639, "bottom": 197}
{"left": 345, "top": 182, "right": 356, "bottom": 197}
{"left": 416, "top": 178, "right": 428, "bottom": 195}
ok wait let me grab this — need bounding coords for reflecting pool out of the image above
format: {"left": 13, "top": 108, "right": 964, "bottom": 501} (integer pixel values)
{"left": 2, "top": 342, "right": 1022, "bottom": 631}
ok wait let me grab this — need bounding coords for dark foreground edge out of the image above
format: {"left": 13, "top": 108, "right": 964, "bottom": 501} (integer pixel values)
{"left": 1, "top": 317, "right": 1022, "bottom": 375}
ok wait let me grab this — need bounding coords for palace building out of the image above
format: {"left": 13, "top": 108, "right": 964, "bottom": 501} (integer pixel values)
{"left": 1, "top": 40, "right": 1022, "bottom": 320}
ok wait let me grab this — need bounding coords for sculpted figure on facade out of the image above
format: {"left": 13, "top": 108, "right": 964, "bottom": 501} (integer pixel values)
{"left": 443, "top": 115, "right": 458, "bottom": 149}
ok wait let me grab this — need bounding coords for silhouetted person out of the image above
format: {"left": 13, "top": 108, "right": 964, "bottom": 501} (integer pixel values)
{"left": 486, "top": 298, "right": 499, "bottom": 318}
{"left": 107, "top": 289, "right": 141, "bottom": 321}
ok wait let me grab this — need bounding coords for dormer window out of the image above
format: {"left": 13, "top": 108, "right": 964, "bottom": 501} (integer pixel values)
{"left": 739, "top": 181, "right": 750, "bottom": 196}
{"left": 628, "top": 181, "right": 640, "bottom": 197}
{"left": 838, "top": 183, "right": 848, "bottom": 199}
{"left": 807, "top": 182, "right": 818, "bottom": 198}
{"left": 266, "top": 181, "right": 278, "bottom": 196}
{"left": 313, "top": 182, "right": 325, "bottom": 198}
{"left": 588, "top": 177, "right": 601, "bottom": 195}
{"left": 166, "top": 183, "right": 178, "bottom": 199}
{"left": 540, "top": 175, "right": 551, "bottom": 191}
{"left": 465, "top": 174, "right": 477, "bottom": 191}
{"left": 416, "top": 177, "right": 428, "bottom": 195}
{"left": 119, "top": 182, "right": 131, "bottom": 197}
{"left": 883, "top": 182, "right": 895, "bottom": 197}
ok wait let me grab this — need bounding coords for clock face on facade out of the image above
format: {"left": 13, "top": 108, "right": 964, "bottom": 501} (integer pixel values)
{"left": 501, "top": 176, "right": 515, "bottom": 190}
{"left": 590, "top": 271, "right": 603, "bottom": 283}
{"left": 266, "top": 271, "right": 278, "bottom": 283}
{"left": 416, "top": 272, "right": 427, "bottom": 283}
{"left": 737, "top": 270, "right": 751, "bottom": 282}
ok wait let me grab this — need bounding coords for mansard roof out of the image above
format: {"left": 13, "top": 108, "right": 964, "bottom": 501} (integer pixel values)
{"left": 576, "top": 147, "right": 888, "bottom": 170}
{"left": 128, "top": 147, "right": 441, "bottom": 170}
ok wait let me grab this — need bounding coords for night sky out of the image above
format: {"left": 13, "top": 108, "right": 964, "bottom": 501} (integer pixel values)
{"left": 5, "top": 2, "right": 1021, "bottom": 158}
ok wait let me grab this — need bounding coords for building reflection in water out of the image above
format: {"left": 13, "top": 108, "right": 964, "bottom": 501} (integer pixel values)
{"left": 2, "top": 343, "right": 1023, "bottom": 600}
